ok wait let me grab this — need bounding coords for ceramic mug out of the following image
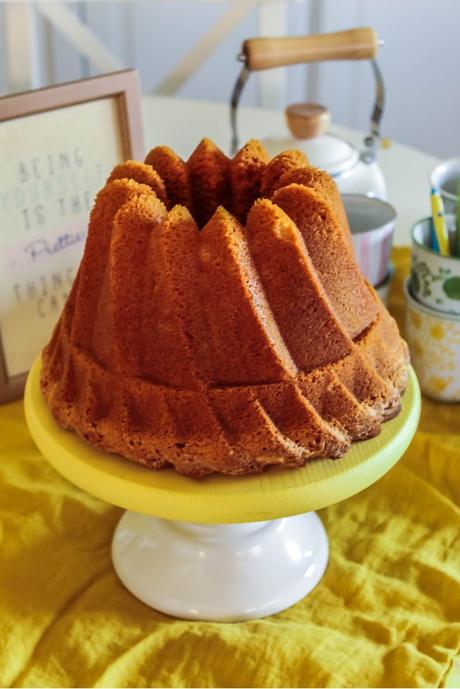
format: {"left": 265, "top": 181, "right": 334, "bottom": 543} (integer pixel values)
{"left": 411, "top": 216, "right": 460, "bottom": 315}
{"left": 342, "top": 194, "right": 396, "bottom": 286}
{"left": 404, "top": 279, "right": 460, "bottom": 402}
{"left": 430, "top": 158, "right": 460, "bottom": 214}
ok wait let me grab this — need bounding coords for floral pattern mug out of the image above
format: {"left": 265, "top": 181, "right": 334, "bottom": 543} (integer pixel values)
{"left": 411, "top": 216, "right": 460, "bottom": 315}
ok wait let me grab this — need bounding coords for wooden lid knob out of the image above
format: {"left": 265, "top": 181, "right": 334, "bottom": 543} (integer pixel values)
{"left": 285, "top": 103, "right": 331, "bottom": 139}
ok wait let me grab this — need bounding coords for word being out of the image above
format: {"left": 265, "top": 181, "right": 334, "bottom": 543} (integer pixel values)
{"left": 18, "top": 149, "right": 84, "bottom": 183}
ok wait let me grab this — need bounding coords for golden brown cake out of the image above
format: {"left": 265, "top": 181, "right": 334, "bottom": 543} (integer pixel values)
{"left": 40, "top": 138, "right": 409, "bottom": 478}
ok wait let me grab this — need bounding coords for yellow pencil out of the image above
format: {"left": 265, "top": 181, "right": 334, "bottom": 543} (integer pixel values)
{"left": 431, "top": 188, "right": 450, "bottom": 256}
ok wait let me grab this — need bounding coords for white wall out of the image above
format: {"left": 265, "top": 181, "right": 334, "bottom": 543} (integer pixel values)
{"left": 313, "top": 0, "right": 460, "bottom": 158}
{"left": 0, "top": 0, "right": 458, "bottom": 158}
{"left": 0, "top": 1, "right": 321, "bottom": 113}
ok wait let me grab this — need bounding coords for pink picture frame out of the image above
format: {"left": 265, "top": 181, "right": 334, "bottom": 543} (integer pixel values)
{"left": 0, "top": 70, "right": 144, "bottom": 403}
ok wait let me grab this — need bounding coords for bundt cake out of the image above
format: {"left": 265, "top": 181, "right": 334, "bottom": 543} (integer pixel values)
{"left": 40, "top": 138, "right": 409, "bottom": 478}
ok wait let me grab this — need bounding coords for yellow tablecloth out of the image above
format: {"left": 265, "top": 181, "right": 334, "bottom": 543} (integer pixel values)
{"left": 1, "top": 248, "right": 459, "bottom": 689}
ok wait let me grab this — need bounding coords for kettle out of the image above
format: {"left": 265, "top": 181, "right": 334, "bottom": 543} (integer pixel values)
{"left": 230, "top": 28, "right": 388, "bottom": 200}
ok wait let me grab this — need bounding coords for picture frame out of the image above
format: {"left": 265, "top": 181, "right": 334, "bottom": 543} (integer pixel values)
{"left": 0, "top": 69, "right": 144, "bottom": 403}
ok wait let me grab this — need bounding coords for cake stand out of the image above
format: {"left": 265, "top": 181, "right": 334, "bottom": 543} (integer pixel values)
{"left": 25, "top": 359, "right": 420, "bottom": 622}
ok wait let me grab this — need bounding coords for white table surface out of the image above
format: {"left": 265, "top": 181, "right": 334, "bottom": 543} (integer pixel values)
{"left": 142, "top": 95, "right": 439, "bottom": 246}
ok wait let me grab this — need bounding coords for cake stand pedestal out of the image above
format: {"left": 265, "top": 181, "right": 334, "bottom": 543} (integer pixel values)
{"left": 25, "top": 360, "right": 420, "bottom": 622}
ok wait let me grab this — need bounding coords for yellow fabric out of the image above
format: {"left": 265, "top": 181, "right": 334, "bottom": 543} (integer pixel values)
{"left": 1, "top": 247, "right": 459, "bottom": 689}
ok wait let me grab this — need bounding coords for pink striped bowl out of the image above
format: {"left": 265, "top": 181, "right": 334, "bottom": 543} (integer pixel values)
{"left": 342, "top": 194, "right": 397, "bottom": 287}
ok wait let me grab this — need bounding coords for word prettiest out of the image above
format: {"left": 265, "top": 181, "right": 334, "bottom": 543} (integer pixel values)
{"left": 23, "top": 231, "right": 86, "bottom": 261}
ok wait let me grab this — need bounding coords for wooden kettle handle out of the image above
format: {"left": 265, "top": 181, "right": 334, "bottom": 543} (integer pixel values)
{"left": 242, "top": 27, "right": 379, "bottom": 71}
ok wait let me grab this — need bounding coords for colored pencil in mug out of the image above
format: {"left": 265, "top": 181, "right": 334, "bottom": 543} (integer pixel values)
{"left": 431, "top": 188, "right": 450, "bottom": 256}
{"left": 431, "top": 218, "right": 439, "bottom": 253}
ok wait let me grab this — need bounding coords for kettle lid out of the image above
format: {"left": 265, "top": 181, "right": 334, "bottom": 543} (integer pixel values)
{"left": 299, "top": 133, "right": 359, "bottom": 177}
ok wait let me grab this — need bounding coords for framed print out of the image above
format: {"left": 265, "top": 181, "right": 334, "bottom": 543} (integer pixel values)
{"left": 0, "top": 69, "right": 144, "bottom": 403}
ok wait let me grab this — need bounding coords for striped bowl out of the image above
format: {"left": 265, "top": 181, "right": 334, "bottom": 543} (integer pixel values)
{"left": 342, "top": 194, "right": 397, "bottom": 287}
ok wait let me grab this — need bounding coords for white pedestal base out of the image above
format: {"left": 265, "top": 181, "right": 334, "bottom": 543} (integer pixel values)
{"left": 112, "top": 511, "right": 329, "bottom": 621}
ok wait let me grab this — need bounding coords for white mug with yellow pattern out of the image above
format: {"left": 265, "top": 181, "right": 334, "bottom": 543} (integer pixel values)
{"left": 405, "top": 279, "right": 460, "bottom": 402}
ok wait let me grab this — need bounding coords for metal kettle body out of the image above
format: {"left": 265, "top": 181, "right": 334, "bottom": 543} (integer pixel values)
{"left": 262, "top": 104, "right": 387, "bottom": 199}
{"left": 338, "top": 157, "right": 386, "bottom": 199}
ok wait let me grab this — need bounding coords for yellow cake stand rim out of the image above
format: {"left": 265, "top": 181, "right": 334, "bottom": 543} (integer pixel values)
{"left": 24, "top": 357, "right": 420, "bottom": 523}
